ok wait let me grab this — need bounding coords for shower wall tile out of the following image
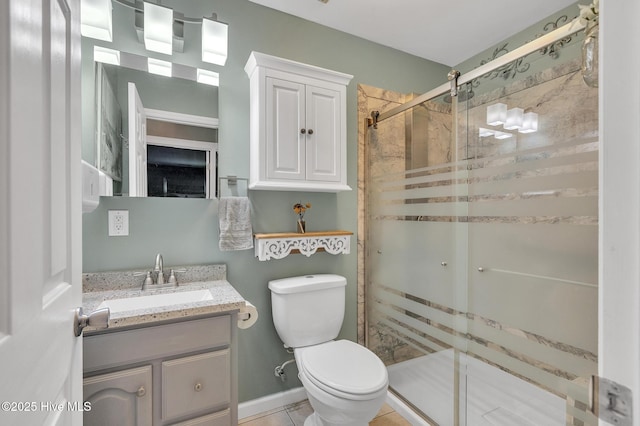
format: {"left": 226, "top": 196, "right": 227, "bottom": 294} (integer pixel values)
{"left": 357, "top": 84, "right": 407, "bottom": 347}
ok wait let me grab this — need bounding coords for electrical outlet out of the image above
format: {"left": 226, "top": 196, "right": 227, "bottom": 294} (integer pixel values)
{"left": 108, "top": 210, "right": 129, "bottom": 237}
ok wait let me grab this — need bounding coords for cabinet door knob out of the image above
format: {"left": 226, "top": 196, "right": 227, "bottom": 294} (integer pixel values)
{"left": 300, "top": 128, "right": 306, "bottom": 134}
{"left": 307, "top": 129, "right": 314, "bottom": 135}
{"left": 194, "top": 383, "right": 203, "bottom": 392}
{"left": 137, "top": 386, "right": 146, "bottom": 397}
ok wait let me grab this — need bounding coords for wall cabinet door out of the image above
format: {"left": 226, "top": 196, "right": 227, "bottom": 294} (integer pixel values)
{"left": 266, "top": 77, "right": 306, "bottom": 181}
{"left": 84, "top": 365, "right": 153, "bottom": 426}
{"left": 266, "top": 78, "right": 341, "bottom": 184}
{"left": 305, "top": 84, "right": 341, "bottom": 183}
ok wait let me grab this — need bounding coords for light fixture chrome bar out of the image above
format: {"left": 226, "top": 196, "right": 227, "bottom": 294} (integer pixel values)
{"left": 113, "top": 0, "right": 218, "bottom": 24}
{"left": 376, "top": 20, "right": 585, "bottom": 124}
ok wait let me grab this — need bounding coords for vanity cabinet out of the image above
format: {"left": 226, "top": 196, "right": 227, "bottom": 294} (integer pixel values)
{"left": 83, "top": 314, "right": 236, "bottom": 426}
{"left": 84, "top": 366, "right": 153, "bottom": 425}
{"left": 245, "top": 51, "right": 353, "bottom": 192}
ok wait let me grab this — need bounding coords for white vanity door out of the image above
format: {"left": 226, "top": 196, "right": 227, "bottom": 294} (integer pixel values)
{"left": 128, "top": 82, "right": 148, "bottom": 196}
{"left": 0, "top": 0, "right": 83, "bottom": 425}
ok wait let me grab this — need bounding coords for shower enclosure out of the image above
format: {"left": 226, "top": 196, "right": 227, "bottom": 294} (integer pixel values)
{"left": 362, "top": 23, "right": 598, "bottom": 425}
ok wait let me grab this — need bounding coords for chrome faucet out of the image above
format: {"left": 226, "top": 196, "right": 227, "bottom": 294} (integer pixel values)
{"left": 154, "top": 253, "right": 165, "bottom": 285}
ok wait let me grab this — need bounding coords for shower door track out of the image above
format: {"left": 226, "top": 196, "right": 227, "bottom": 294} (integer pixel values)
{"left": 375, "top": 20, "right": 586, "bottom": 124}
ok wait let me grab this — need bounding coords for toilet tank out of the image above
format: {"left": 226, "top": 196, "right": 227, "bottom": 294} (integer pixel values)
{"left": 268, "top": 274, "right": 346, "bottom": 348}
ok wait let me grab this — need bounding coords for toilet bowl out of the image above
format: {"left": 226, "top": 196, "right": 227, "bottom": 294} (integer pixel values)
{"left": 296, "top": 340, "right": 388, "bottom": 426}
{"left": 268, "top": 275, "right": 389, "bottom": 426}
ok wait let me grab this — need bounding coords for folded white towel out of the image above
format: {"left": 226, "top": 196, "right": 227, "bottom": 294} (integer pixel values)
{"left": 218, "top": 197, "right": 254, "bottom": 251}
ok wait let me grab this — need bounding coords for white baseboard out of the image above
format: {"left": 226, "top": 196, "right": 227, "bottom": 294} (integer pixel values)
{"left": 386, "top": 391, "right": 431, "bottom": 426}
{"left": 239, "top": 388, "right": 428, "bottom": 425}
{"left": 238, "top": 387, "right": 307, "bottom": 420}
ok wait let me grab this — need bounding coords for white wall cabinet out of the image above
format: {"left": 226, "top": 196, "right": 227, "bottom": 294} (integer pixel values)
{"left": 83, "top": 315, "right": 236, "bottom": 425}
{"left": 245, "top": 52, "right": 353, "bottom": 192}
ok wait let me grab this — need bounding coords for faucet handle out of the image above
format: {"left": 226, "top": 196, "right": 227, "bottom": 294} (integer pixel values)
{"left": 134, "top": 271, "right": 154, "bottom": 289}
{"left": 168, "top": 269, "right": 187, "bottom": 285}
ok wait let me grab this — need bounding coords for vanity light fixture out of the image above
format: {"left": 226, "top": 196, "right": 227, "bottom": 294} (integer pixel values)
{"left": 83, "top": 1, "right": 230, "bottom": 66}
{"left": 147, "top": 57, "right": 172, "bottom": 77}
{"left": 503, "top": 107, "right": 524, "bottom": 130}
{"left": 143, "top": 2, "right": 174, "bottom": 55}
{"left": 81, "top": 0, "right": 113, "bottom": 42}
{"left": 486, "top": 103, "right": 507, "bottom": 126}
{"left": 93, "top": 46, "right": 121, "bottom": 65}
{"left": 519, "top": 112, "right": 539, "bottom": 133}
{"left": 196, "top": 68, "right": 220, "bottom": 86}
{"left": 202, "top": 18, "right": 228, "bottom": 66}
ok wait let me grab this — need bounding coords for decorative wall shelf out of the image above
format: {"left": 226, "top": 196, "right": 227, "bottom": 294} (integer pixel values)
{"left": 254, "top": 231, "right": 353, "bottom": 261}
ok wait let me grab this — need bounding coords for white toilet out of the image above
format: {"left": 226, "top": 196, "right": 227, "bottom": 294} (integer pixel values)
{"left": 269, "top": 274, "right": 389, "bottom": 426}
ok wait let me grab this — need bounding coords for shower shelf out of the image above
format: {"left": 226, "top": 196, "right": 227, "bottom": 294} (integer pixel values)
{"left": 253, "top": 231, "right": 353, "bottom": 261}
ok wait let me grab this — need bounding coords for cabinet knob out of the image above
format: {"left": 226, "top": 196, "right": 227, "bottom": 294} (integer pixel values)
{"left": 307, "top": 129, "right": 314, "bottom": 135}
{"left": 194, "top": 383, "right": 203, "bottom": 392}
{"left": 137, "top": 386, "right": 146, "bottom": 397}
{"left": 300, "top": 128, "right": 306, "bottom": 134}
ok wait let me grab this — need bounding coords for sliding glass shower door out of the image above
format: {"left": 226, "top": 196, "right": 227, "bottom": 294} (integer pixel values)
{"left": 366, "top": 89, "right": 463, "bottom": 425}
{"left": 365, "top": 48, "right": 598, "bottom": 425}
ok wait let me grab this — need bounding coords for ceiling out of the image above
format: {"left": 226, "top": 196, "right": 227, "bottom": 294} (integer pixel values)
{"left": 248, "top": 0, "right": 578, "bottom": 66}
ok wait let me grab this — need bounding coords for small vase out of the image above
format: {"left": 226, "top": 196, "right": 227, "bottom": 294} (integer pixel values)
{"left": 581, "top": 21, "right": 599, "bottom": 88}
{"left": 297, "top": 219, "right": 306, "bottom": 234}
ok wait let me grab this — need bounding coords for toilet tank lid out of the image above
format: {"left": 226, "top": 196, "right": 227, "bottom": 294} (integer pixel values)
{"left": 268, "top": 274, "right": 346, "bottom": 294}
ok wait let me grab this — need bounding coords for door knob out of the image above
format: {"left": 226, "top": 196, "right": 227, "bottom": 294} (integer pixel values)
{"left": 74, "top": 307, "right": 110, "bottom": 336}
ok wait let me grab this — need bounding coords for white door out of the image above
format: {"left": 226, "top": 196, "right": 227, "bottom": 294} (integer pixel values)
{"left": 599, "top": 2, "right": 640, "bottom": 425}
{"left": 305, "top": 85, "right": 341, "bottom": 182}
{"left": 266, "top": 77, "right": 306, "bottom": 181}
{"left": 0, "top": 0, "right": 83, "bottom": 425}
{"left": 128, "top": 82, "right": 148, "bottom": 197}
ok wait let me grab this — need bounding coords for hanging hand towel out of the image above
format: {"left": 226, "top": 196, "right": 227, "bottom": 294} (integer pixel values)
{"left": 218, "top": 196, "right": 254, "bottom": 251}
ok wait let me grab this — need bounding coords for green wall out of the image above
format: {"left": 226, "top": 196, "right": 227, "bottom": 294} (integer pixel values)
{"left": 82, "top": 0, "right": 449, "bottom": 402}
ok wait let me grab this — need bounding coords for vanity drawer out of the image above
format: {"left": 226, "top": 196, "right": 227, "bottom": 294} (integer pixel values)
{"left": 84, "top": 315, "right": 230, "bottom": 373}
{"left": 162, "top": 350, "right": 230, "bottom": 422}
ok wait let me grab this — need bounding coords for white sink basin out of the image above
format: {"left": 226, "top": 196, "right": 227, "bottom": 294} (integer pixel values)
{"left": 98, "top": 289, "right": 214, "bottom": 314}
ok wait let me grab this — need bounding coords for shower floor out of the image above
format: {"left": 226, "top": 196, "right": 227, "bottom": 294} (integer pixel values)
{"left": 387, "top": 349, "right": 565, "bottom": 425}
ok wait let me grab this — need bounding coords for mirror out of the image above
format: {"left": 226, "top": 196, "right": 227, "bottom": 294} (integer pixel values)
{"left": 81, "top": 0, "right": 220, "bottom": 198}
{"left": 93, "top": 61, "right": 219, "bottom": 197}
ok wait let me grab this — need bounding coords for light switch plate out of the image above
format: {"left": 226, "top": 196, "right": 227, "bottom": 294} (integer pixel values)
{"left": 108, "top": 210, "right": 129, "bottom": 236}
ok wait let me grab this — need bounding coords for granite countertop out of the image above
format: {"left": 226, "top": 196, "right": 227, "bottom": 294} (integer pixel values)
{"left": 82, "top": 264, "right": 246, "bottom": 332}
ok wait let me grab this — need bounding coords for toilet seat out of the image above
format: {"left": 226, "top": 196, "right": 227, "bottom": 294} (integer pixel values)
{"left": 297, "top": 340, "right": 388, "bottom": 401}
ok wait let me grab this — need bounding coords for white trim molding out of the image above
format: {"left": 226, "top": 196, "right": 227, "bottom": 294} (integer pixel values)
{"left": 238, "top": 387, "right": 307, "bottom": 421}
{"left": 145, "top": 108, "right": 219, "bottom": 128}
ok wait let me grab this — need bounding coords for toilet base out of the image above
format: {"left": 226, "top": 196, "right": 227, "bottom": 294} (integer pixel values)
{"left": 303, "top": 412, "right": 368, "bottom": 426}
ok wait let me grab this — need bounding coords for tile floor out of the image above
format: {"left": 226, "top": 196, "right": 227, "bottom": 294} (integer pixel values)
{"left": 239, "top": 400, "right": 412, "bottom": 426}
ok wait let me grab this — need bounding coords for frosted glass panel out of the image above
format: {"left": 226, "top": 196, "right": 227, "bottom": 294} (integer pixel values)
{"left": 365, "top": 53, "right": 598, "bottom": 425}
